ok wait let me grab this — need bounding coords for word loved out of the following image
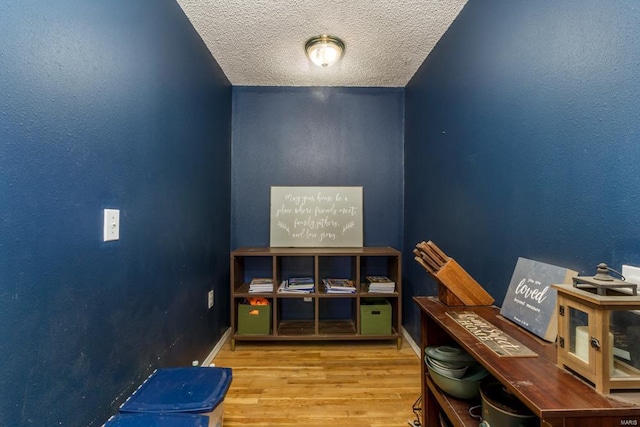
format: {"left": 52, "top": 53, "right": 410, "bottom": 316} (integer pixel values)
{"left": 515, "top": 278, "right": 549, "bottom": 304}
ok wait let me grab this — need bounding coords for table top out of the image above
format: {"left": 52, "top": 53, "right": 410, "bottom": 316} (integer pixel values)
{"left": 414, "top": 296, "right": 640, "bottom": 419}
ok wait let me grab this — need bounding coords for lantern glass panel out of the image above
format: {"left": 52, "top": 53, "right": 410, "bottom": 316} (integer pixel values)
{"left": 569, "top": 306, "right": 590, "bottom": 363}
{"left": 610, "top": 310, "right": 640, "bottom": 378}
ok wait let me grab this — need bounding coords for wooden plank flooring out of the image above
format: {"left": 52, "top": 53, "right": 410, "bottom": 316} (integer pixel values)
{"left": 213, "top": 339, "right": 422, "bottom": 427}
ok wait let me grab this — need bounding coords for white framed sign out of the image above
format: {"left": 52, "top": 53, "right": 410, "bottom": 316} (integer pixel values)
{"left": 270, "top": 186, "right": 363, "bottom": 247}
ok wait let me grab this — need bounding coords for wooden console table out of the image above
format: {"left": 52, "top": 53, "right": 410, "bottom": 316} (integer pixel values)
{"left": 414, "top": 296, "right": 640, "bottom": 427}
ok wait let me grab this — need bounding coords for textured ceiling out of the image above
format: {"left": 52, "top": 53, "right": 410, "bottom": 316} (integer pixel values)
{"left": 176, "top": 0, "right": 468, "bottom": 87}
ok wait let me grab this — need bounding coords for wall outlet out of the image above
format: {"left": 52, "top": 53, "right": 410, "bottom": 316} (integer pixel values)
{"left": 208, "top": 290, "right": 214, "bottom": 309}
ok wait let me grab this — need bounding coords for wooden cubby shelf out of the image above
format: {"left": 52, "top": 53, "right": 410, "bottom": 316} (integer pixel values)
{"left": 230, "top": 247, "right": 402, "bottom": 350}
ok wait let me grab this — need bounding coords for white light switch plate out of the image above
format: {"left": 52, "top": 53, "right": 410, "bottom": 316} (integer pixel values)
{"left": 103, "top": 209, "right": 120, "bottom": 242}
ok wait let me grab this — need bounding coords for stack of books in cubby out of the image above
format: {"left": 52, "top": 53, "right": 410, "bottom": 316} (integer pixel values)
{"left": 322, "top": 278, "right": 357, "bottom": 294}
{"left": 365, "top": 276, "right": 395, "bottom": 293}
{"left": 278, "top": 277, "right": 315, "bottom": 294}
{"left": 249, "top": 278, "right": 274, "bottom": 293}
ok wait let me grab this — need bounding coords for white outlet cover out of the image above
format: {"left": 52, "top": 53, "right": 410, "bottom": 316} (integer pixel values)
{"left": 103, "top": 209, "right": 120, "bottom": 242}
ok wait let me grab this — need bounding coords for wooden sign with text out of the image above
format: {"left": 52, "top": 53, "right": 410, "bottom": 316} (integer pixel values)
{"left": 270, "top": 186, "right": 363, "bottom": 247}
{"left": 500, "top": 257, "right": 577, "bottom": 342}
{"left": 447, "top": 311, "right": 537, "bottom": 357}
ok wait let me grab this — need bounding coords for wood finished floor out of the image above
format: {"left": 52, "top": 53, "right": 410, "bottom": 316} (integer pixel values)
{"left": 212, "top": 339, "right": 422, "bottom": 427}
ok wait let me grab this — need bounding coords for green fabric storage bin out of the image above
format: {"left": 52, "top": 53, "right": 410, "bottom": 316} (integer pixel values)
{"left": 237, "top": 303, "right": 271, "bottom": 335}
{"left": 360, "top": 298, "right": 391, "bottom": 335}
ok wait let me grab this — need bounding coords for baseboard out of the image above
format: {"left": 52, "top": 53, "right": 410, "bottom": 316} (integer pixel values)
{"left": 401, "top": 326, "right": 420, "bottom": 358}
{"left": 202, "top": 327, "right": 231, "bottom": 366}
{"left": 203, "top": 326, "right": 418, "bottom": 363}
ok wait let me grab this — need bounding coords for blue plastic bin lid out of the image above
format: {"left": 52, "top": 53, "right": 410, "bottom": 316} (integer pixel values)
{"left": 105, "top": 413, "right": 209, "bottom": 427}
{"left": 119, "top": 367, "right": 232, "bottom": 414}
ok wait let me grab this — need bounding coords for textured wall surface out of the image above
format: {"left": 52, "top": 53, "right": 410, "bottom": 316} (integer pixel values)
{"left": 231, "top": 87, "right": 404, "bottom": 250}
{"left": 0, "top": 2, "right": 231, "bottom": 425}
{"left": 403, "top": 0, "right": 640, "bottom": 341}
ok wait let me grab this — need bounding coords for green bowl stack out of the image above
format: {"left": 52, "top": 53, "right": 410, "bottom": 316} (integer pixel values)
{"left": 425, "top": 346, "right": 489, "bottom": 399}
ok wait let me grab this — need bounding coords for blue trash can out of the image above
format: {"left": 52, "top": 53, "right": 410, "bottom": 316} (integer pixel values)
{"left": 119, "top": 367, "right": 232, "bottom": 427}
{"left": 104, "top": 413, "right": 209, "bottom": 427}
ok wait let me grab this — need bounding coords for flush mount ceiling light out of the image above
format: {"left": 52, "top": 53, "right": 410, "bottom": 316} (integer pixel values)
{"left": 305, "top": 35, "right": 345, "bottom": 67}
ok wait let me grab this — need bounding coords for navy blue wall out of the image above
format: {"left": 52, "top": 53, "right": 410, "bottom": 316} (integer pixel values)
{"left": 404, "top": 0, "right": 640, "bottom": 340}
{"left": 0, "top": 2, "right": 231, "bottom": 425}
{"left": 231, "top": 87, "right": 404, "bottom": 249}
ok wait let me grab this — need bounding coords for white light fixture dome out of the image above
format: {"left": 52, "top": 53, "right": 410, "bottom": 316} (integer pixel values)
{"left": 305, "top": 35, "right": 345, "bottom": 67}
